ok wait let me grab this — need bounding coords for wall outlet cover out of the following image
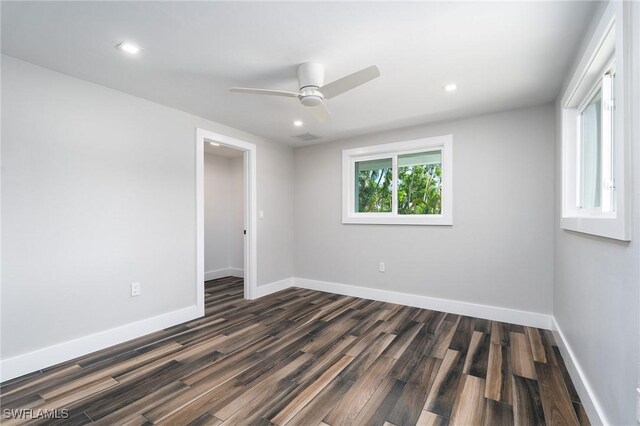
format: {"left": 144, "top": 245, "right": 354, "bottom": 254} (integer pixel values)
{"left": 131, "top": 282, "right": 141, "bottom": 297}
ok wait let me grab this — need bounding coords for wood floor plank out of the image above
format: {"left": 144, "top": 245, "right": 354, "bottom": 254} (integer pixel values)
{"left": 491, "top": 321, "right": 510, "bottom": 346}
{"left": 463, "top": 331, "right": 490, "bottom": 379}
{"left": 510, "top": 332, "right": 537, "bottom": 380}
{"left": 93, "top": 380, "right": 189, "bottom": 425}
{"left": 353, "top": 378, "right": 406, "bottom": 426}
{"left": 424, "top": 349, "right": 465, "bottom": 418}
{"left": 536, "top": 363, "right": 580, "bottom": 425}
{"left": 285, "top": 376, "right": 355, "bottom": 426}
{"left": 486, "top": 343, "right": 512, "bottom": 404}
{"left": 526, "top": 327, "right": 547, "bottom": 363}
{"left": 426, "top": 316, "right": 460, "bottom": 359}
{"left": 573, "top": 402, "right": 591, "bottom": 426}
{"left": 271, "top": 355, "right": 354, "bottom": 425}
{"left": 552, "top": 346, "right": 581, "bottom": 403}
{"left": 154, "top": 379, "right": 246, "bottom": 425}
{"left": 512, "top": 375, "right": 545, "bottom": 426}
{"left": 214, "top": 352, "right": 312, "bottom": 421}
{"left": 323, "top": 355, "right": 396, "bottom": 426}
{"left": 484, "top": 399, "right": 514, "bottom": 426}
{"left": 351, "top": 378, "right": 395, "bottom": 426}
{"left": 1, "top": 278, "right": 585, "bottom": 426}
{"left": 449, "top": 317, "right": 474, "bottom": 354}
{"left": 538, "top": 328, "right": 558, "bottom": 366}
{"left": 416, "top": 410, "right": 449, "bottom": 426}
{"left": 449, "top": 374, "right": 486, "bottom": 426}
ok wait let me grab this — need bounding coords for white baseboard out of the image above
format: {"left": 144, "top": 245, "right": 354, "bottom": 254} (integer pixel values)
{"left": 293, "top": 278, "right": 552, "bottom": 329}
{"left": 228, "top": 267, "right": 244, "bottom": 278}
{"left": 0, "top": 276, "right": 554, "bottom": 385}
{"left": 552, "top": 317, "right": 608, "bottom": 425}
{"left": 205, "top": 267, "right": 244, "bottom": 281}
{"left": 254, "top": 277, "right": 294, "bottom": 298}
{"left": 0, "top": 305, "right": 202, "bottom": 383}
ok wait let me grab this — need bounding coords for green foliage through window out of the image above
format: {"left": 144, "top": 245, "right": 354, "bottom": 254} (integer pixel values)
{"left": 354, "top": 151, "right": 442, "bottom": 215}
{"left": 398, "top": 163, "right": 442, "bottom": 214}
{"left": 356, "top": 158, "right": 392, "bottom": 212}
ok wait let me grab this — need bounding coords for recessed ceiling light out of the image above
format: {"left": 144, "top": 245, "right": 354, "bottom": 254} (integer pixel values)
{"left": 293, "top": 120, "right": 303, "bottom": 127}
{"left": 209, "top": 141, "right": 220, "bottom": 147}
{"left": 116, "top": 42, "right": 141, "bottom": 55}
{"left": 443, "top": 83, "right": 458, "bottom": 92}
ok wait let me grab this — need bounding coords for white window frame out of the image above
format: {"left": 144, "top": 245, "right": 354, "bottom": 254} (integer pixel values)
{"left": 575, "top": 69, "right": 614, "bottom": 215}
{"left": 342, "top": 135, "right": 452, "bottom": 225}
{"left": 560, "top": 2, "right": 632, "bottom": 241}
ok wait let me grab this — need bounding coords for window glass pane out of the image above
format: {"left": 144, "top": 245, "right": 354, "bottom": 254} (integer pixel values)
{"left": 355, "top": 158, "right": 392, "bottom": 212}
{"left": 398, "top": 150, "right": 442, "bottom": 215}
{"left": 580, "top": 89, "right": 602, "bottom": 209}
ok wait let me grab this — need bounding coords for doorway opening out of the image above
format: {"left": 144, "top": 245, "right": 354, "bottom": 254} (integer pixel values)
{"left": 196, "top": 129, "right": 257, "bottom": 315}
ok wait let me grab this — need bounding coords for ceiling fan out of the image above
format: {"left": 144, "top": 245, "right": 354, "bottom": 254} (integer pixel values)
{"left": 229, "top": 62, "right": 380, "bottom": 123}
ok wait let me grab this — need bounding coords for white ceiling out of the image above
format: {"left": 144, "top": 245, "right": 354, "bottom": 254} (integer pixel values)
{"left": 1, "top": 1, "right": 598, "bottom": 146}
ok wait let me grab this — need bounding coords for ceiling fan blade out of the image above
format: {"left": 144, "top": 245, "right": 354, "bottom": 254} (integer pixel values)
{"left": 320, "top": 65, "right": 380, "bottom": 99}
{"left": 309, "top": 101, "right": 331, "bottom": 123}
{"left": 229, "top": 87, "right": 300, "bottom": 98}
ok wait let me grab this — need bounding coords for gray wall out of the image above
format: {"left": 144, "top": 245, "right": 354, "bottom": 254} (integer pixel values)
{"left": 294, "top": 104, "right": 555, "bottom": 314}
{"left": 552, "top": 3, "right": 640, "bottom": 424}
{"left": 1, "top": 55, "right": 294, "bottom": 359}
{"left": 204, "top": 153, "right": 244, "bottom": 274}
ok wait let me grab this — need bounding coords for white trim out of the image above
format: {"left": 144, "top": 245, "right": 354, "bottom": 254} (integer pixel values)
{"left": 0, "top": 277, "right": 555, "bottom": 382}
{"left": 293, "top": 278, "right": 551, "bottom": 329}
{"left": 204, "top": 267, "right": 244, "bottom": 281}
{"left": 228, "top": 267, "right": 244, "bottom": 278}
{"left": 560, "top": 2, "right": 632, "bottom": 241}
{"left": 196, "top": 130, "right": 205, "bottom": 315}
{"left": 342, "top": 135, "right": 453, "bottom": 226}
{"left": 0, "top": 305, "right": 200, "bottom": 382}
{"left": 253, "top": 276, "right": 550, "bottom": 329}
{"left": 254, "top": 277, "right": 294, "bottom": 298}
{"left": 196, "top": 128, "right": 258, "bottom": 300}
{"left": 552, "top": 317, "right": 609, "bottom": 426}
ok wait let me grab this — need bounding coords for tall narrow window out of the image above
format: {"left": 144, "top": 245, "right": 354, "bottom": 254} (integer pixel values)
{"left": 577, "top": 71, "right": 614, "bottom": 213}
{"left": 560, "top": 3, "right": 631, "bottom": 241}
{"left": 579, "top": 88, "right": 602, "bottom": 210}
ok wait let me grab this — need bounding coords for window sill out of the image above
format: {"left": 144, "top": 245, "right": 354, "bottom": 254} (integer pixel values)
{"left": 561, "top": 216, "right": 630, "bottom": 241}
{"left": 342, "top": 214, "right": 452, "bottom": 226}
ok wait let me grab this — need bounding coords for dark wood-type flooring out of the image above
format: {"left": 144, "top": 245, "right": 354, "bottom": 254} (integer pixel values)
{"left": 1, "top": 277, "right": 589, "bottom": 425}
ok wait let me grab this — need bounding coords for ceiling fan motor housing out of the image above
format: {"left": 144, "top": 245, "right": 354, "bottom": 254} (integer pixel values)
{"left": 297, "top": 62, "right": 324, "bottom": 89}
{"left": 297, "top": 62, "right": 325, "bottom": 106}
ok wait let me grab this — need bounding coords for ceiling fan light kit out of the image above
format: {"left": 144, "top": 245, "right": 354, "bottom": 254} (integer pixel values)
{"left": 229, "top": 62, "right": 380, "bottom": 123}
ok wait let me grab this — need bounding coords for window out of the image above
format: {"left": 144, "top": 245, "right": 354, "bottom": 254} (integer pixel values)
{"left": 342, "top": 135, "right": 452, "bottom": 225}
{"left": 560, "top": 2, "right": 631, "bottom": 241}
{"left": 577, "top": 72, "right": 614, "bottom": 213}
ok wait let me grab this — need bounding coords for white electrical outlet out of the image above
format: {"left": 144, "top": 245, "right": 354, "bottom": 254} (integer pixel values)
{"left": 259, "top": 210, "right": 264, "bottom": 220}
{"left": 131, "top": 282, "right": 141, "bottom": 297}
{"left": 379, "top": 262, "right": 385, "bottom": 273}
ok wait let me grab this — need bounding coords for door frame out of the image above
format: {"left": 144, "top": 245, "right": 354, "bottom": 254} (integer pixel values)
{"left": 196, "top": 128, "right": 258, "bottom": 312}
